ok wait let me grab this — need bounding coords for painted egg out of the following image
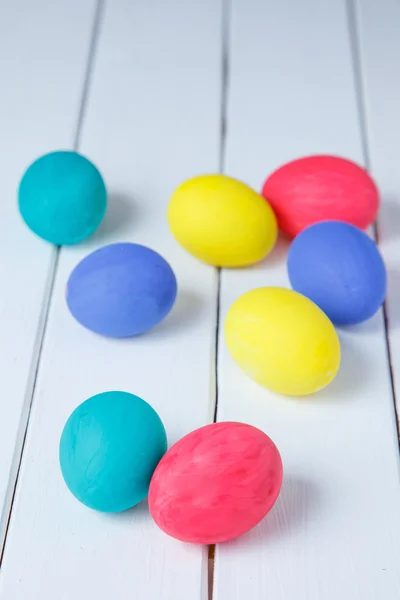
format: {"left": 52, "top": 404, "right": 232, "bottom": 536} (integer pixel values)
{"left": 167, "top": 174, "right": 277, "bottom": 267}
{"left": 225, "top": 287, "right": 340, "bottom": 396}
{"left": 19, "top": 150, "right": 107, "bottom": 245}
{"left": 287, "top": 221, "right": 387, "bottom": 326}
{"left": 149, "top": 422, "right": 283, "bottom": 544}
{"left": 67, "top": 242, "right": 177, "bottom": 337}
{"left": 59, "top": 391, "right": 167, "bottom": 512}
{"left": 262, "top": 155, "right": 379, "bottom": 237}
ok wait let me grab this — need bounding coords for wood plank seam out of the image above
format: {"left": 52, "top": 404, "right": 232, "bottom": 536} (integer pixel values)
{"left": 0, "top": 249, "right": 57, "bottom": 556}
{"left": 209, "top": 0, "right": 231, "bottom": 597}
{"left": 346, "top": 0, "right": 400, "bottom": 443}
{"left": 0, "top": 0, "right": 105, "bottom": 565}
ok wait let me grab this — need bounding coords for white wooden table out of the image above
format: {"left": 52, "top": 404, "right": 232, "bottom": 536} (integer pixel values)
{"left": 0, "top": 0, "right": 399, "bottom": 598}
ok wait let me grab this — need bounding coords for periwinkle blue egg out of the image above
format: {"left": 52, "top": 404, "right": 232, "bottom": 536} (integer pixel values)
{"left": 19, "top": 151, "right": 107, "bottom": 245}
{"left": 67, "top": 243, "right": 178, "bottom": 337}
{"left": 287, "top": 220, "right": 387, "bottom": 326}
{"left": 59, "top": 391, "right": 167, "bottom": 512}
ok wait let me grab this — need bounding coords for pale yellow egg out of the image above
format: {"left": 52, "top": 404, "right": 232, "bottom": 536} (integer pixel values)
{"left": 225, "top": 287, "right": 341, "bottom": 396}
{"left": 167, "top": 174, "right": 277, "bottom": 267}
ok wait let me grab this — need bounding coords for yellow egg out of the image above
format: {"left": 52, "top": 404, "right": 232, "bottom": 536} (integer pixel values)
{"left": 167, "top": 175, "right": 277, "bottom": 267}
{"left": 225, "top": 287, "right": 340, "bottom": 396}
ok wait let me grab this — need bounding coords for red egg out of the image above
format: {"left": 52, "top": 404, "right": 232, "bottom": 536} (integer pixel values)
{"left": 262, "top": 155, "right": 379, "bottom": 238}
{"left": 148, "top": 422, "right": 283, "bottom": 544}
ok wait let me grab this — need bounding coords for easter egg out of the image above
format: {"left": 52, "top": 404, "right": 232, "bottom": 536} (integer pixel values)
{"left": 59, "top": 391, "right": 167, "bottom": 512}
{"left": 149, "top": 422, "right": 283, "bottom": 544}
{"left": 167, "top": 174, "right": 277, "bottom": 267}
{"left": 67, "top": 243, "right": 177, "bottom": 337}
{"left": 287, "top": 221, "right": 387, "bottom": 326}
{"left": 225, "top": 287, "right": 340, "bottom": 396}
{"left": 19, "top": 151, "right": 107, "bottom": 245}
{"left": 262, "top": 155, "right": 379, "bottom": 237}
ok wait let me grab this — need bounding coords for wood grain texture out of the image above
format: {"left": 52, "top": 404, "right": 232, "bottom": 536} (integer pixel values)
{"left": 0, "top": 0, "right": 97, "bottom": 545}
{"left": 214, "top": 0, "right": 400, "bottom": 598}
{"left": 354, "top": 0, "right": 400, "bottom": 428}
{"left": 0, "top": 1, "right": 222, "bottom": 598}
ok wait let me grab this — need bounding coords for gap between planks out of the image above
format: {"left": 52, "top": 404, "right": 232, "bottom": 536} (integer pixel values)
{"left": 209, "top": 0, "right": 231, "bottom": 597}
{"left": 0, "top": 0, "right": 106, "bottom": 564}
{"left": 346, "top": 0, "right": 400, "bottom": 443}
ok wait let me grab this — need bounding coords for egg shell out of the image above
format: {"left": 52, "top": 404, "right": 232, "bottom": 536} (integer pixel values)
{"left": 287, "top": 220, "right": 387, "bottom": 326}
{"left": 149, "top": 422, "right": 283, "bottom": 544}
{"left": 225, "top": 287, "right": 341, "bottom": 396}
{"left": 262, "top": 155, "right": 379, "bottom": 237}
{"left": 168, "top": 174, "right": 277, "bottom": 267}
{"left": 67, "top": 242, "right": 177, "bottom": 337}
{"left": 59, "top": 391, "right": 167, "bottom": 512}
{"left": 19, "top": 150, "right": 107, "bottom": 245}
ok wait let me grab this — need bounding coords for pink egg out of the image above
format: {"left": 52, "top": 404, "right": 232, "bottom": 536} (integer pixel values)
{"left": 148, "top": 422, "right": 283, "bottom": 544}
{"left": 262, "top": 155, "right": 379, "bottom": 238}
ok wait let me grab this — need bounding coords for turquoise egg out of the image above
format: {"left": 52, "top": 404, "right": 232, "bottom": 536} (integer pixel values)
{"left": 19, "top": 151, "right": 107, "bottom": 245}
{"left": 59, "top": 391, "right": 167, "bottom": 512}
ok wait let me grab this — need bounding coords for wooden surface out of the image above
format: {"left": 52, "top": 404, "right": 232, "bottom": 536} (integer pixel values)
{"left": 0, "top": 0, "right": 97, "bottom": 547}
{"left": 215, "top": 1, "right": 400, "bottom": 598}
{"left": 0, "top": 0, "right": 399, "bottom": 598}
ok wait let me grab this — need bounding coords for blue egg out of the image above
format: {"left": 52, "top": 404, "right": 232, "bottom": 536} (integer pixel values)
{"left": 287, "top": 220, "right": 387, "bottom": 326}
{"left": 19, "top": 151, "right": 107, "bottom": 245}
{"left": 67, "top": 243, "right": 177, "bottom": 337}
{"left": 59, "top": 391, "right": 167, "bottom": 512}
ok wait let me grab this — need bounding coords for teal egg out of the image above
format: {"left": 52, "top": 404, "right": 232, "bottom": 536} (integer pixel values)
{"left": 59, "top": 391, "right": 167, "bottom": 512}
{"left": 19, "top": 151, "right": 107, "bottom": 245}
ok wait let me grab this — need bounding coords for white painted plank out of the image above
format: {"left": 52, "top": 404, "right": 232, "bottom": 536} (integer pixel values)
{"left": 0, "top": 0, "right": 97, "bottom": 542}
{"left": 354, "top": 0, "right": 400, "bottom": 426}
{"left": 0, "top": 1, "right": 222, "bottom": 599}
{"left": 215, "top": 1, "right": 400, "bottom": 599}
